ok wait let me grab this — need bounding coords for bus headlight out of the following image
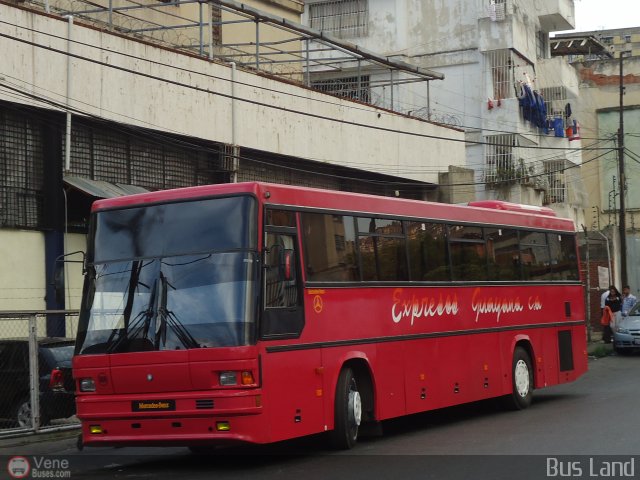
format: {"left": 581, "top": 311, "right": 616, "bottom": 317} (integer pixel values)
{"left": 219, "top": 372, "right": 237, "bottom": 386}
{"left": 80, "top": 378, "right": 96, "bottom": 392}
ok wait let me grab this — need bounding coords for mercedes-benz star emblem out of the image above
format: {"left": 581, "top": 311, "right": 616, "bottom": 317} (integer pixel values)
{"left": 147, "top": 374, "right": 153, "bottom": 382}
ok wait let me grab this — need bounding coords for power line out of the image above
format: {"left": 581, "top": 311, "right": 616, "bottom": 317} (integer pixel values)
{"left": 0, "top": 77, "right": 615, "bottom": 180}
{"left": 397, "top": 81, "right": 614, "bottom": 142}
{"left": 236, "top": 145, "right": 615, "bottom": 189}
{"left": 0, "top": 79, "right": 615, "bottom": 191}
{"left": 0, "top": 82, "right": 439, "bottom": 188}
{"left": 0, "top": 18, "right": 432, "bottom": 124}
{"left": 0, "top": 26, "right": 615, "bottom": 152}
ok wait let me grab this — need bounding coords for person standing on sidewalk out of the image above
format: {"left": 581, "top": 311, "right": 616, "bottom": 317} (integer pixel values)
{"left": 621, "top": 285, "right": 637, "bottom": 317}
{"left": 600, "top": 286, "right": 615, "bottom": 311}
{"left": 602, "top": 286, "right": 622, "bottom": 344}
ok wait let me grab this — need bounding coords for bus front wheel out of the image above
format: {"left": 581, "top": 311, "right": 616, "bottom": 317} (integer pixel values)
{"left": 504, "top": 346, "right": 533, "bottom": 410}
{"left": 329, "top": 367, "right": 362, "bottom": 449}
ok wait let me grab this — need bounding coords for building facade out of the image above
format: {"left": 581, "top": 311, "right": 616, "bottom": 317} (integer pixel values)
{"left": 556, "top": 27, "right": 640, "bottom": 61}
{"left": 302, "top": 0, "right": 586, "bottom": 224}
{"left": 0, "top": 0, "right": 468, "bottom": 331}
{"left": 572, "top": 55, "right": 640, "bottom": 300}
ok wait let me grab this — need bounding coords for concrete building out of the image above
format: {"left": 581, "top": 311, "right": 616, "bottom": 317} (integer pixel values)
{"left": 556, "top": 27, "right": 640, "bottom": 61}
{"left": 0, "top": 0, "right": 467, "bottom": 333}
{"left": 572, "top": 55, "right": 640, "bottom": 301}
{"left": 302, "top": 0, "right": 586, "bottom": 224}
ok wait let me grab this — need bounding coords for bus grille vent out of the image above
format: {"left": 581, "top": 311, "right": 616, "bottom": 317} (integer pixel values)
{"left": 195, "top": 399, "right": 214, "bottom": 409}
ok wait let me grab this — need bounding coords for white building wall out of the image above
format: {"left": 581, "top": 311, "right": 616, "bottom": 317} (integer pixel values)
{"left": 0, "top": 3, "right": 466, "bottom": 185}
{"left": 327, "top": 0, "right": 580, "bottom": 210}
{"left": 0, "top": 230, "right": 47, "bottom": 312}
{"left": 0, "top": 230, "right": 84, "bottom": 336}
{"left": 64, "top": 234, "right": 87, "bottom": 313}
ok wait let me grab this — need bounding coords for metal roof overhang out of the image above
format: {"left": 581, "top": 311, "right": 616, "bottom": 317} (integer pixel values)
{"left": 550, "top": 36, "right": 613, "bottom": 58}
{"left": 214, "top": 0, "right": 444, "bottom": 81}
{"left": 63, "top": 176, "right": 149, "bottom": 198}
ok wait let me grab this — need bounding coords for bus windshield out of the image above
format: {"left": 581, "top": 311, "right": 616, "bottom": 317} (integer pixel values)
{"left": 76, "top": 195, "right": 258, "bottom": 354}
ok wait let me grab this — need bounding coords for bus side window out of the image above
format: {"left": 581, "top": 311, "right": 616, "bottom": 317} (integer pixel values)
{"left": 261, "top": 231, "right": 304, "bottom": 338}
{"left": 265, "top": 233, "right": 300, "bottom": 308}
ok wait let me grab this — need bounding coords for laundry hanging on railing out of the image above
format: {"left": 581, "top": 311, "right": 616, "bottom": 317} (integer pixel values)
{"left": 518, "top": 83, "right": 548, "bottom": 133}
{"left": 566, "top": 119, "right": 581, "bottom": 141}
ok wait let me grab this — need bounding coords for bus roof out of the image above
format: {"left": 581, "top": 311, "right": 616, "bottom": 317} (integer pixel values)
{"left": 92, "top": 182, "right": 576, "bottom": 232}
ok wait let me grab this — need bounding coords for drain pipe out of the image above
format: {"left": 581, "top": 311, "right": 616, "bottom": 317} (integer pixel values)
{"left": 230, "top": 62, "right": 238, "bottom": 183}
{"left": 64, "top": 16, "right": 73, "bottom": 171}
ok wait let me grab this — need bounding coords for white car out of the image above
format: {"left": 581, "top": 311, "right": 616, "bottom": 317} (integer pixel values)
{"left": 613, "top": 304, "right": 640, "bottom": 355}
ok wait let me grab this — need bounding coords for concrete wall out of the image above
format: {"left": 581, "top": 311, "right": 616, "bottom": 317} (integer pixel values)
{"left": 302, "top": 0, "right": 480, "bottom": 57}
{"left": 597, "top": 109, "right": 640, "bottom": 212}
{"left": 64, "top": 233, "right": 86, "bottom": 312}
{"left": 574, "top": 57, "right": 640, "bottom": 231}
{"left": 0, "top": 3, "right": 465, "bottom": 185}
{"left": 574, "top": 58, "right": 640, "bottom": 291}
{"left": 0, "top": 230, "right": 47, "bottom": 338}
{"left": 0, "top": 230, "right": 47, "bottom": 311}
{"left": 0, "top": 229, "right": 83, "bottom": 337}
{"left": 437, "top": 165, "right": 476, "bottom": 204}
{"left": 537, "top": 56, "right": 581, "bottom": 97}
{"left": 220, "top": 0, "right": 305, "bottom": 78}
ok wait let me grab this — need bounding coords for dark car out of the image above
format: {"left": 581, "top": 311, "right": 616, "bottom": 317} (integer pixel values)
{"left": 0, "top": 338, "right": 76, "bottom": 428}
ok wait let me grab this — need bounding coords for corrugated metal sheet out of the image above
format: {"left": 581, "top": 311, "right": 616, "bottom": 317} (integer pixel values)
{"left": 63, "top": 176, "right": 149, "bottom": 199}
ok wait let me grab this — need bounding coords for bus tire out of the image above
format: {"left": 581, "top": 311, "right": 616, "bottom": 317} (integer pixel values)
{"left": 329, "top": 367, "right": 362, "bottom": 450}
{"left": 504, "top": 346, "right": 533, "bottom": 410}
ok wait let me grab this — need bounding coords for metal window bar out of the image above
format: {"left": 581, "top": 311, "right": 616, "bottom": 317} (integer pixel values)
{"left": 309, "top": 0, "right": 368, "bottom": 39}
{"left": 64, "top": 120, "right": 232, "bottom": 190}
{"left": 484, "top": 134, "right": 519, "bottom": 184}
{"left": 311, "top": 75, "right": 370, "bottom": 103}
{"left": 0, "top": 106, "right": 44, "bottom": 229}
{"left": 544, "top": 159, "right": 567, "bottom": 204}
{"left": 486, "top": 49, "right": 534, "bottom": 100}
{"left": 540, "top": 86, "right": 567, "bottom": 126}
{"left": 486, "top": 0, "right": 509, "bottom": 21}
{"left": 487, "top": 49, "right": 513, "bottom": 99}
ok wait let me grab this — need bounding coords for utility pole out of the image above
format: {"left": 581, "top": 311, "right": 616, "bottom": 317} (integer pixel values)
{"left": 618, "top": 51, "right": 627, "bottom": 287}
{"left": 582, "top": 225, "right": 592, "bottom": 343}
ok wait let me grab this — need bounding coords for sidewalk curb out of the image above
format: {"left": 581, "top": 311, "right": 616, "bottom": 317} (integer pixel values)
{"left": 0, "top": 427, "right": 79, "bottom": 449}
{"left": 587, "top": 342, "right": 614, "bottom": 358}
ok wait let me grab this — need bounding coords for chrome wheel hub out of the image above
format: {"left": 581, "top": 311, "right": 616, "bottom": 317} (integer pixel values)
{"left": 514, "top": 359, "right": 530, "bottom": 398}
{"left": 348, "top": 390, "right": 362, "bottom": 427}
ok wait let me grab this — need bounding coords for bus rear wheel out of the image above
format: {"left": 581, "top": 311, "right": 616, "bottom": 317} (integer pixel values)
{"left": 329, "top": 367, "right": 362, "bottom": 450}
{"left": 504, "top": 346, "right": 533, "bottom": 410}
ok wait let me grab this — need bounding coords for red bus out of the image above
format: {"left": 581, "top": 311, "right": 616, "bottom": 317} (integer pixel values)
{"left": 73, "top": 182, "right": 587, "bottom": 450}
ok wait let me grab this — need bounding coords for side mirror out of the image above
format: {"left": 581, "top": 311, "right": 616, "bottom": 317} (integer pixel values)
{"left": 51, "top": 251, "right": 87, "bottom": 304}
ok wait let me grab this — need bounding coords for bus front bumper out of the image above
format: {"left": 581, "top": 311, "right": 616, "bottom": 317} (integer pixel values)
{"left": 77, "top": 390, "right": 266, "bottom": 447}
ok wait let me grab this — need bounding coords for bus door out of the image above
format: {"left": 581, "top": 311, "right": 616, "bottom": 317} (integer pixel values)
{"left": 260, "top": 209, "right": 324, "bottom": 441}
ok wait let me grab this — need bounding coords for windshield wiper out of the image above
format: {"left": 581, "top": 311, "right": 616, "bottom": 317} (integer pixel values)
{"left": 156, "top": 273, "right": 200, "bottom": 350}
{"left": 106, "top": 275, "right": 158, "bottom": 353}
